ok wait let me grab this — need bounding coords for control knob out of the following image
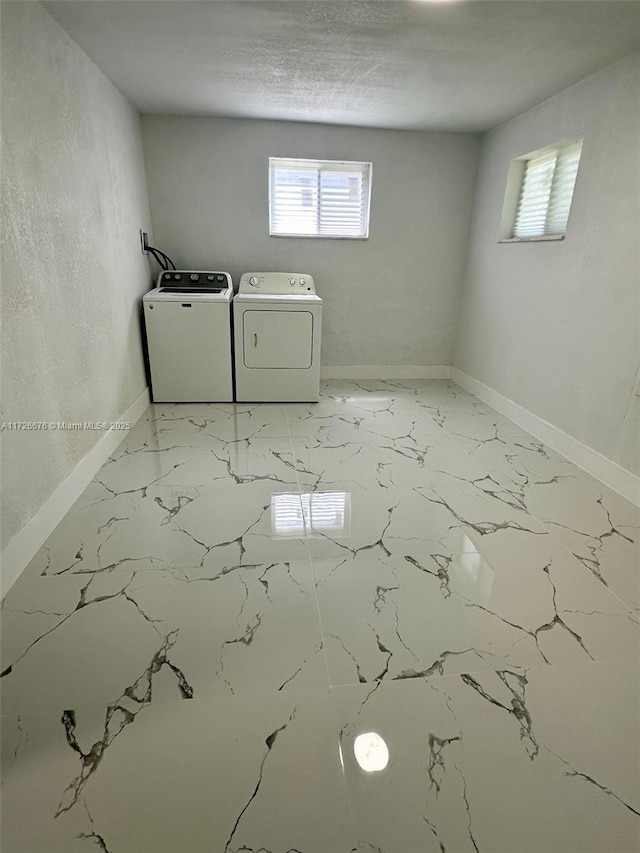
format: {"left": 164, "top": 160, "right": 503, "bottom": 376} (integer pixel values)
{"left": 249, "top": 276, "right": 260, "bottom": 287}
{"left": 190, "top": 273, "right": 199, "bottom": 282}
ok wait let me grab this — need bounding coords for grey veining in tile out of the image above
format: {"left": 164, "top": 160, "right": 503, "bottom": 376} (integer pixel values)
{"left": 1, "top": 689, "right": 356, "bottom": 853}
{"left": 314, "top": 532, "right": 639, "bottom": 687}
{"left": 2, "top": 378, "right": 638, "bottom": 853}
{"left": 1, "top": 559, "right": 327, "bottom": 714}
{"left": 333, "top": 658, "right": 640, "bottom": 853}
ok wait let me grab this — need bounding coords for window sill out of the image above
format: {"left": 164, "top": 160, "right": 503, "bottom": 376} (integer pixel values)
{"left": 270, "top": 233, "right": 369, "bottom": 240}
{"left": 498, "top": 234, "right": 565, "bottom": 243}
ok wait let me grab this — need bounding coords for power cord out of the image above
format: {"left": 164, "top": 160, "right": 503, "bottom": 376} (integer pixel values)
{"left": 147, "top": 243, "right": 177, "bottom": 271}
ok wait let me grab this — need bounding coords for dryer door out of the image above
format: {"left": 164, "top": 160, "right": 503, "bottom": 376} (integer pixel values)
{"left": 243, "top": 310, "right": 313, "bottom": 368}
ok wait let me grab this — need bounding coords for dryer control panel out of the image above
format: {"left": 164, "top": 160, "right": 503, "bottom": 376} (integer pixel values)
{"left": 239, "top": 272, "right": 315, "bottom": 295}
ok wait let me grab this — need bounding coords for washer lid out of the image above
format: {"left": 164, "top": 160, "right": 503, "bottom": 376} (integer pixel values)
{"left": 144, "top": 288, "right": 233, "bottom": 303}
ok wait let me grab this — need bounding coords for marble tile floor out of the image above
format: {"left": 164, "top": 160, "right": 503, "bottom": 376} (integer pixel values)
{"left": 1, "top": 379, "right": 639, "bottom": 853}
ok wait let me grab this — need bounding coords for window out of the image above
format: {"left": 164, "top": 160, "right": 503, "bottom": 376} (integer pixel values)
{"left": 500, "top": 139, "right": 583, "bottom": 241}
{"left": 269, "top": 158, "right": 372, "bottom": 239}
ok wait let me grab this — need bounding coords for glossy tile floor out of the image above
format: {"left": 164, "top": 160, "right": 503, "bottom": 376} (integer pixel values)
{"left": 2, "top": 380, "right": 639, "bottom": 853}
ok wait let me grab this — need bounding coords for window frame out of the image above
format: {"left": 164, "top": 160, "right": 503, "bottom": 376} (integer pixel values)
{"left": 268, "top": 157, "right": 373, "bottom": 240}
{"left": 498, "top": 138, "right": 583, "bottom": 244}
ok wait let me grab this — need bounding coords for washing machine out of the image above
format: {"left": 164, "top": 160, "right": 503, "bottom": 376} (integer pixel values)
{"left": 143, "top": 270, "right": 233, "bottom": 402}
{"left": 233, "top": 272, "right": 322, "bottom": 402}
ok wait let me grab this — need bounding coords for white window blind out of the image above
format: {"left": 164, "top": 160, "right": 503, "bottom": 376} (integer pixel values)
{"left": 513, "top": 140, "right": 582, "bottom": 239}
{"left": 269, "top": 158, "right": 371, "bottom": 239}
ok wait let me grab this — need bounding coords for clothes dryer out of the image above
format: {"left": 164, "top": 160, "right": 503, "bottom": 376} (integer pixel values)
{"left": 233, "top": 272, "right": 321, "bottom": 402}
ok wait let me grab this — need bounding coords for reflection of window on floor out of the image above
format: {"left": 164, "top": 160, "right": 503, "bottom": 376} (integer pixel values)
{"left": 456, "top": 534, "right": 494, "bottom": 605}
{"left": 271, "top": 491, "right": 351, "bottom": 538}
{"left": 271, "top": 493, "right": 305, "bottom": 538}
{"left": 303, "top": 491, "right": 351, "bottom": 538}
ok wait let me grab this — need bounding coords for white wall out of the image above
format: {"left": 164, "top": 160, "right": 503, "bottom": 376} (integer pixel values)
{"left": 455, "top": 52, "right": 640, "bottom": 475}
{"left": 141, "top": 116, "right": 479, "bottom": 367}
{"left": 0, "top": 2, "right": 153, "bottom": 552}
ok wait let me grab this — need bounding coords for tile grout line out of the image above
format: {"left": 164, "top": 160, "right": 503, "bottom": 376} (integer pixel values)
{"left": 284, "top": 402, "right": 335, "bottom": 691}
{"left": 284, "top": 398, "right": 362, "bottom": 844}
{"left": 284, "top": 390, "right": 362, "bottom": 848}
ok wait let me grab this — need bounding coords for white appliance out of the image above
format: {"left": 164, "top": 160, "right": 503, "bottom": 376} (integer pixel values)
{"left": 233, "top": 272, "right": 322, "bottom": 402}
{"left": 143, "top": 270, "right": 233, "bottom": 402}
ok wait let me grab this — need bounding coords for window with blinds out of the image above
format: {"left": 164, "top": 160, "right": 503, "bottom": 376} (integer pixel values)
{"left": 512, "top": 140, "right": 582, "bottom": 239}
{"left": 269, "top": 158, "right": 372, "bottom": 239}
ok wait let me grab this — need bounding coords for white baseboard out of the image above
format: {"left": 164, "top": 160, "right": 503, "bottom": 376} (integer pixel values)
{"left": 452, "top": 369, "right": 640, "bottom": 507}
{"left": 321, "top": 365, "right": 452, "bottom": 380}
{"left": 0, "top": 387, "right": 150, "bottom": 597}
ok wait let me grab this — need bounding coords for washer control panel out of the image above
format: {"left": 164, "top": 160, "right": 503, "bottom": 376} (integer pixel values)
{"left": 239, "top": 272, "right": 315, "bottom": 294}
{"left": 156, "top": 270, "right": 232, "bottom": 293}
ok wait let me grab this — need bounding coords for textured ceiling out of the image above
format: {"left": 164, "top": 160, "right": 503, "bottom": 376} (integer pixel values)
{"left": 42, "top": 0, "right": 640, "bottom": 131}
